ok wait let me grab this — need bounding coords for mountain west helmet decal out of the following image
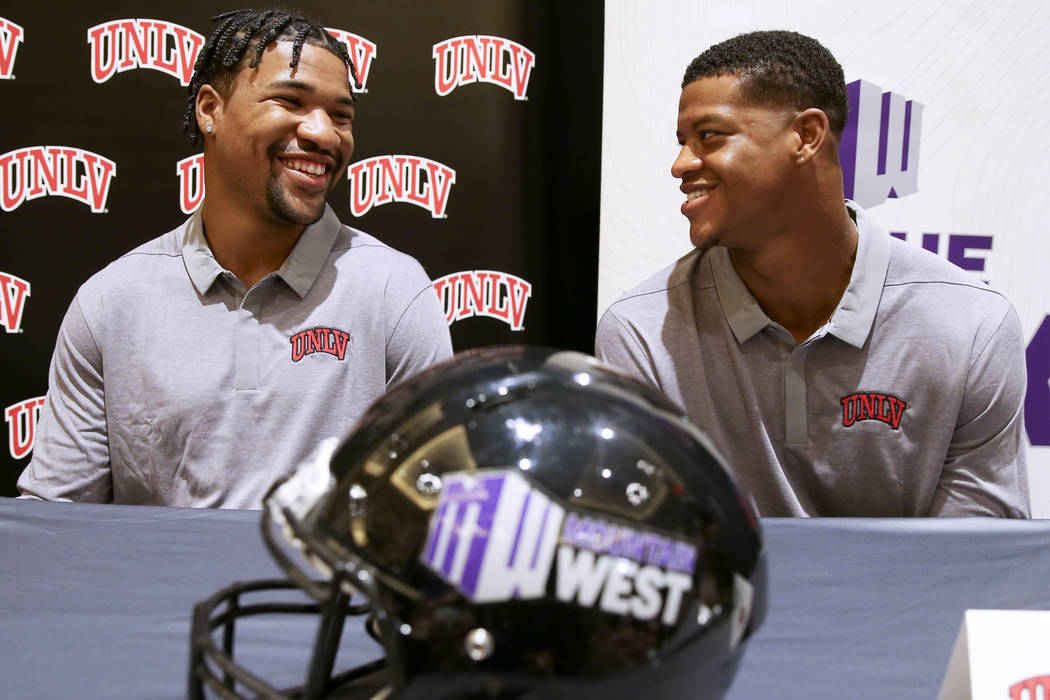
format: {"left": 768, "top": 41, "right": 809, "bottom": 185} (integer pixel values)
{"left": 841, "top": 392, "right": 907, "bottom": 430}
{"left": 421, "top": 470, "right": 696, "bottom": 625}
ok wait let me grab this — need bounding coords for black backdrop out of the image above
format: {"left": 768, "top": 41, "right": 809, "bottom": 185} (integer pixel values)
{"left": 0, "top": 1, "right": 603, "bottom": 497}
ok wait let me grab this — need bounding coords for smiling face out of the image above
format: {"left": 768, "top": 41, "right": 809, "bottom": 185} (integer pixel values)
{"left": 199, "top": 40, "right": 355, "bottom": 230}
{"left": 672, "top": 75, "right": 799, "bottom": 253}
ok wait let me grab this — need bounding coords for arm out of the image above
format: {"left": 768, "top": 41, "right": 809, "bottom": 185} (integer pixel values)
{"left": 17, "top": 295, "right": 113, "bottom": 502}
{"left": 595, "top": 307, "right": 661, "bottom": 389}
{"left": 385, "top": 272, "right": 453, "bottom": 389}
{"left": 928, "top": 306, "right": 1030, "bottom": 518}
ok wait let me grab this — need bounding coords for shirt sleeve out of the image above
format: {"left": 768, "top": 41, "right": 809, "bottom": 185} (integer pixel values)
{"left": 595, "top": 306, "right": 661, "bottom": 389}
{"left": 927, "top": 305, "right": 1030, "bottom": 518}
{"left": 385, "top": 267, "right": 453, "bottom": 389}
{"left": 17, "top": 294, "right": 113, "bottom": 503}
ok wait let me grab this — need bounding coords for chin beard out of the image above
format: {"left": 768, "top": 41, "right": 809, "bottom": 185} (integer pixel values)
{"left": 692, "top": 231, "right": 722, "bottom": 255}
{"left": 266, "top": 178, "right": 327, "bottom": 226}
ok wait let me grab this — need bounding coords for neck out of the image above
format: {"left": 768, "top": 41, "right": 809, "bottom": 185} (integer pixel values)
{"left": 199, "top": 198, "right": 306, "bottom": 290}
{"left": 729, "top": 199, "right": 857, "bottom": 345}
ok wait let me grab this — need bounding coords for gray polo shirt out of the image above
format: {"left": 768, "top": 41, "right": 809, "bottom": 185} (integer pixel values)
{"left": 596, "top": 204, "right": 1029, "bottom": 517}
{"left": 19, "top": 206, "right": 453, "bottom": 508}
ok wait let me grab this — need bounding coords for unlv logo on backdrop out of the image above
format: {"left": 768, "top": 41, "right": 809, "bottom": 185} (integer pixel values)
{"left": 0, "top": 17, "right": 24, "bottom": 79}
{"left": 6, "top": 396, "right": 44, "bottom": 460}
{"left": 0, "top": 147, "right": 116, "bottom": 213}
{"left": 433, "top": 35, "right": 535, "bottom": 100}
{"left": 840, "top": 79, "right": 923, "bottom": 208}
{"left": 433, "top": 270, "right": 531, "bottom": 331}
{"left": 177, "top": 154, "right": 204, "bottom": 214}
{"left": 289, "top": 327, "right": 350, "bottom": 362}
{"left": 88, "top": 19, "right": 204, "bottom": 86}
{"left": 840, "top": 392, "right": 907, "bottom": 430}
{"left": 347, "top": 156, "right": 455, "bottom": 218}
{"left": 324, "top": 28, "right": 376, "bottom": 92}
{"left": 1010, "top": 675, "right": 1050, "bottom": 699}
{"left": 0, "top": 271, "right": 30, "bottom": 333}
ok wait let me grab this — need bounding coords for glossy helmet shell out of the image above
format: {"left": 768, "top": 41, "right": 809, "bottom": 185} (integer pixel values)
{"left": 274, "top": 346, "right": 765, "bottom": 699}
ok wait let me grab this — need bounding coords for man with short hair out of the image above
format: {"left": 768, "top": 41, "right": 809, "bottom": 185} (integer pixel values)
{"left": 596, "top": 30, "right": 1029, "bottom": 517}
{"left": 19, "top": 9, "right": 452, "bottom": 507}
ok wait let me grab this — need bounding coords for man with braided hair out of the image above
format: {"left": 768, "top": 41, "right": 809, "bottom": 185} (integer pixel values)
{"left": 596, "top": 30, "right": 1030, "bottom": 517}
{"left": 19, "top": 9, "right": 452, "bottom": 508}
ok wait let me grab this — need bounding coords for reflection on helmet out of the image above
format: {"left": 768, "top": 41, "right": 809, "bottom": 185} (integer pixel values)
{"left": 189, "top": 346, "right": 766, "bottom": 699}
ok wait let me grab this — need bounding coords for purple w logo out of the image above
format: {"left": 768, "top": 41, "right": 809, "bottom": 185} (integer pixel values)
{"left": 420, "top": 470, "right": 565, "bottom": 602}
{"left": 840, "top": 79, "right": 923, "bottom": 208}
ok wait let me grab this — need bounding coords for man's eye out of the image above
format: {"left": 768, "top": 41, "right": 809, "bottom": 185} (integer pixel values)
{"left": 698, "top": 130, "right": 719, "bottom": 140}
{"left": 276, "top": 95, "right": 301, "bottom": 106}
{"left": 331, "top": 112, "right": 354, "bottom": 125}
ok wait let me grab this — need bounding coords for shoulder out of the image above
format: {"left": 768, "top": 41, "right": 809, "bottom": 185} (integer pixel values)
{"left": 76, "top": 224, "right": 185, "bottom": 300}
{"left": 884, "top": 236, "right": 1014, "bottom": 313}
{"left": 329, "top": 223, "right": 433, "bottom": 282}
{"left": 601, "top": 249, "right": 703, "bottom": 321}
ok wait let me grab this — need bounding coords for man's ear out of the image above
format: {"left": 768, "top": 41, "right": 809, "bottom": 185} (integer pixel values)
{"left": 792, "top": 108, "right": 831, "bottom": 164}
{"left": 195, "top": 84, "right": 222, "bottom": 138}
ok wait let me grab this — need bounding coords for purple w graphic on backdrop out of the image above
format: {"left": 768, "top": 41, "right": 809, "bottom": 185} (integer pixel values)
{"left": 840, "top": 79, "right": 923, "bottom": 208}
{"left": 421, "top": 470, "right": 565, "bottom": 602}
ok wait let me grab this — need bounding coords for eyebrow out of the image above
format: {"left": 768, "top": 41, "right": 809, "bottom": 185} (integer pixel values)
{"left": 676, "top": 113, "right": 733, "bottom": 139}
{"left": 266, "top": 78, "right": 355, "bottom": 107}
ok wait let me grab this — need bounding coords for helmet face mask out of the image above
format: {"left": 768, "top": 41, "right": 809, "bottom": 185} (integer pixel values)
{"left": 190, "top": 347, "right": 766, "bottom": 700}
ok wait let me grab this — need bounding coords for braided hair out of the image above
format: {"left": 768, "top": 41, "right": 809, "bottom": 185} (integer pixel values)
{"left": 182, "top": 7, "right": 360, "bottom": 144}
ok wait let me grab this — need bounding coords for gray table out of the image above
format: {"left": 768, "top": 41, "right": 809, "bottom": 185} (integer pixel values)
{"left": 1, "top": 498, "right": 1048, "bottom": 699}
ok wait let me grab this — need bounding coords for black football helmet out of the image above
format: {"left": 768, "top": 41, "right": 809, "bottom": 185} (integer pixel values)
{"left": 189, "top": 346, "right": 765, "bottom": 699}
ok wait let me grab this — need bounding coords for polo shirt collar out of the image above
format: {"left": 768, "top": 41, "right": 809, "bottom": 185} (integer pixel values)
{"left": 710, "top": 200, "right": 890, "bottom": 348}
{"left": 180, "top": 204, "right": 341, "bottom": 298}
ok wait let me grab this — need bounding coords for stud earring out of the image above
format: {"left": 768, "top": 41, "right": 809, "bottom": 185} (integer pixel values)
{"left": 206, "top": 124, "right": 214, "bottom": 134}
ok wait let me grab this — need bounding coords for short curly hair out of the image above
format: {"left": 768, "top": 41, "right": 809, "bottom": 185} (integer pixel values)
{"left": 682, "top": 30, "right": 848, "bottom": 134}
{"left": 182, "top": 7, "right": 359, "bottom": 145}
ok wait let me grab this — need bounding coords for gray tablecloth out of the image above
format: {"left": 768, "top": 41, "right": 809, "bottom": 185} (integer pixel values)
{"left": 1, "top": 497, "right": 1048, "bottom": 699}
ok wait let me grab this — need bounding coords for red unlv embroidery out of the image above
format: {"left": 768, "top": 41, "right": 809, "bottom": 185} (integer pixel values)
{"left": 290, "top": 327, "right": 350, "bottom": 362}
{"left": 840, "top": 392, "right": 907, "bottom": 430}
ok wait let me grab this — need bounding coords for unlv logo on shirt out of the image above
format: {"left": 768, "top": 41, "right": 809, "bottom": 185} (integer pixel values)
{"left": 6, "top": 396, "right": 44, "bottom": 460}
{"left": 324, "top": 27, "right": 376, "bottom": 92}
{"left": 433, "top": 270, "right": 531, "bottom": 331}
{"left": 432, "top": 35, "right": 535, "bottom": 100}
{"left": 0, "top": 17, "right": 24, "bottom": 80}
{"left": 290, "top": 327, "right": 351, "bottom": 362}
{"left": 0, "top": 147, "right": 116, "bottom": 213}
{"left": 88, "top": 19, "right": 204, "bottom": 86}
{"left": 0, "top": 271, "right": 30, "bottom": 333}
{"left": 840, "top": 392, "right": 907, "bottom": 430}
{"left": 177, "top": 154, "right": 204, "bottom": 214}
{"left": 347, "top": 155, "right": 455, "bottom": 218}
